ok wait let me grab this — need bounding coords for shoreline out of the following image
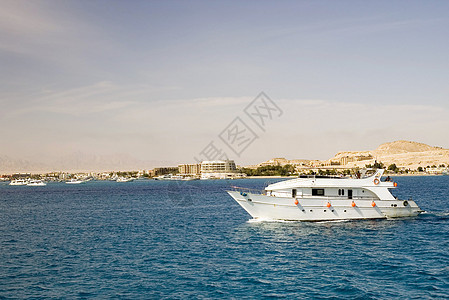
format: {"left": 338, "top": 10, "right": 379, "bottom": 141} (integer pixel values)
{"left": 245, "top": 173, "right": 445, "bottom": 179}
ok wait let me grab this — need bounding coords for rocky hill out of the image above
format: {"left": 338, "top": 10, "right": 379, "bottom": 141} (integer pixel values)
{"left": 331, "top": 140, "right": 449, "bottom": 169}
{"left": 374, "top": 140, "right": 442, "bottom": 155}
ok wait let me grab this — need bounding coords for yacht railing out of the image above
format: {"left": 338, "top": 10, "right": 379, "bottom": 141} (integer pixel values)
{"left": 230, "top": 186, "right": 266, "bottom": 195}
{"left": 230, "top": 187, "right": 382, "bottom": 201}
{"left": 292, "top": 195, "right": 380, "bottom": 201}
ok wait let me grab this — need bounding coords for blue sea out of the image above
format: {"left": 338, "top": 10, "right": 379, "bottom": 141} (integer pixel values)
{"left": 1, "top": 176, "right": 448, "bottom": 299}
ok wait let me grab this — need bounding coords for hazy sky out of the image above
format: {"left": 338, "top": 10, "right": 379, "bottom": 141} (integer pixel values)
{"left": 1, "top": 0, "right": 448, "bottom": 168}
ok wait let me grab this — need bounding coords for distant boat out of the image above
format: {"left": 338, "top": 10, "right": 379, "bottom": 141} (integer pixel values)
{"left": 154, "top": 174, "right": 173, "bottom": 180}
{"left": 181, "top": 176, "right": 199, "bottom": 181}
{"left": 9, "top": 179, "right": 29, "bottom": 186}
{"left": 27, "top": 180, "right": 46, "bottom": 186}
{"left": 116, "top": 177, "right": 134, "bottom": 183}
{"left": 66, "top": 179, "right": 85, "bottom": 184}
{"left": 154, "top": 174, "right": 199, "bottom": 181}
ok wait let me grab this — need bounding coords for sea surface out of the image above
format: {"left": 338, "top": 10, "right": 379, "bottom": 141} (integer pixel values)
{"left": 1, "top": 176, "right": 448, "bottom": 299}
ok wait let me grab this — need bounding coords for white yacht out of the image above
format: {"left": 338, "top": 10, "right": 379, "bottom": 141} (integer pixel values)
{"left": 116, "top": 177, "right": 134, "bottom": 183}
{"left": 180, "top": 175, "right": 199, "bottom": 181}
{"left": 9, "top": 179, "right": 29, "bottom": 186}
{"left": 154, "top": 174, "right": 184, "bottom": 180}
{"left": 66, "top": 179, "right": 85, "bottom": 184}
{"left": 154, "top": 174, "right": 172, "bottom": 180}
{"left": 27, "top": 180, "right": 47, "bottom": 186}
{"left": 228, "top": 169, "right": 423, "bottom": 221}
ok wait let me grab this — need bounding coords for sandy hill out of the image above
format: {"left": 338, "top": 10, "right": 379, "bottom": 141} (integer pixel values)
{"left": 374, "top": 140, "right": 441, "bottom": 155}
{"left": 330, "top": 140, "right": 449, "bottom": 169}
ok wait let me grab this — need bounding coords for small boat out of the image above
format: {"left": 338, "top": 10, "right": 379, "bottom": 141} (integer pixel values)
{"left": 9, "top": 179, "right": 29, "bottom": 186}
{"left": 27, "top": 180, "right": 47, "bottom": 186}
{"left": 116, "top": 177, "right": 134, "bottom": 183}
{"left": 154, "top": 174, "right": 198, "bottom": 181}
{"left": 66, "top": 179, "right": 85, "bottom": 184}
{"left": 181, "top": 176, "right": 199, "bottom": 181}
{"left": 228, "top": 169, "right": 423, "bottom": 221}
{"left": 154, "top": 174, "right": 175, "bottom": 180}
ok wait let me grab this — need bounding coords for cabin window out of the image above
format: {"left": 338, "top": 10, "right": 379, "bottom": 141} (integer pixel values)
{"left": 338, "top": 189, "right": 345, "bottom": 196}
{"left": 312, "top": 189, "right": 325, "bottom": 196}
{"left": 292, "top": 189, "right": 297, "bottom": 198}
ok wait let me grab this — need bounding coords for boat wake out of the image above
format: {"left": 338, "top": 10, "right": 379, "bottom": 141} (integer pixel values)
{"left": 421, "top": 211, "right": 449, "bottom": 218}
{"left": 247, "top": 218, "right": 297, "bottom": 223}
{"left": 315, "top": 219, "right": 350, "bottom": 224}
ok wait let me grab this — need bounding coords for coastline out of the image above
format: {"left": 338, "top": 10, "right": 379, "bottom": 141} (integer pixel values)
{"left": 244, "top": 173, "right": 446, "bottom": 179}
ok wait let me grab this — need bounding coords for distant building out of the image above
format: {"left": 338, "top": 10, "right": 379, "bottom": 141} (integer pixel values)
{"left": 137, "top": 170, "right": 154, "bottom": 177}
{"left": 153, "top": 167, "right": 178, "bottom": 176}
{"left": 332, "top": 154, "right": 373, "bottom": 166}
{"left": 178, "top": 164, "right": 201, "bottom": 175}
{"left": 258, "top": 158, "right": 289, "bottom": 167}
{"left": 200, "top": 160, "right": 245, "bottom": 179}
{"left": 201, "top": 160, "right": 237, "bottom": 173}
{"left": 11, "top": 173, "right": 31, "bottom": 179}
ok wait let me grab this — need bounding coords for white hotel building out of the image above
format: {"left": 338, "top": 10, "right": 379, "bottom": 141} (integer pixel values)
{"left": 200, "top": 160, "right": 246, "bottom": 180}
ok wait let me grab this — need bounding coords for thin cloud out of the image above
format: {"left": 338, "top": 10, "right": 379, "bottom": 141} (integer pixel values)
{"left": 0, "top": 1, "right": 59, "bottom": 35}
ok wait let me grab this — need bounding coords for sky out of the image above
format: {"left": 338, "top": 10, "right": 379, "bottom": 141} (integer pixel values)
{"left": 1, "top": 0, "right": 448, "bottom": 170}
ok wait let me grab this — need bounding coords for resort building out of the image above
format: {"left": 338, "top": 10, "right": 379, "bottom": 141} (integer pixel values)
{"left": 11, "top": 173, "right": 31, "bottom": 179}
{"left": 178, "top": 164, "right": 201, "bottom": 175}
{"left": 200, "top": 160, "right": 245, "bottom": 179}
{"left": 153, "top": 167, "right": 179, "bottom": 176}
{"left": 201, "top": 160, "right": 237, "bottom": 173}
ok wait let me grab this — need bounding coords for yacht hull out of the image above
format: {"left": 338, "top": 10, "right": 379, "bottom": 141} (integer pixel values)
{"left": 227, "top": 191, "right": 422, "bottom": 221}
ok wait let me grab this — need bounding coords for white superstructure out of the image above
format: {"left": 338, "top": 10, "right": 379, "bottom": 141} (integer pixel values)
{"left": 227, "top": 169, "right": 423, "bottom": 221}
{"left": 27, "top": 180, "right": 47, "bottom": 186}
{"left": 116, "top": 177, "right": 134, "bottom": 182}
{"left": 66, "top": 179, "right": 85, "bottom": 184}
{"left": 154, "top": 174, "right": 199, "bottom": 181}
{"left": 9, "top": 179, "right": 29, "bottom": 186}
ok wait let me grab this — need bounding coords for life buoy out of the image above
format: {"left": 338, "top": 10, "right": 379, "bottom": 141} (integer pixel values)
{"left": 394, "top": 182, "right": 398, "bottom": 187}
{"left": 294, "top": 199, "right": 299, "bottom": 205}
{"left": 374, "top": 178, "right": 380, "bottom": 185}
{"left": 326, "top": 202, "right": 331, "bottom": 208}
{"left": 351, "top": 201, "right": 356, "bottom": 207}
{"left": 371, "top": 201, "right": 376, "bottom": 207}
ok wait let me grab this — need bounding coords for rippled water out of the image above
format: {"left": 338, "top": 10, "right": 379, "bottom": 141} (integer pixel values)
{"left": 1, "top": 176, "right": 448, "bottom": 299}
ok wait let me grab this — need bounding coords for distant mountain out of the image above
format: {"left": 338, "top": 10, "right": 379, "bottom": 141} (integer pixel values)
{"left": 0, "top": 155, "right": 46, "bottom": 173}
{"left": 0, "top": 152, "right": 175, "bottom": 173}
{"left": 50, "top": 152, "right": 151, "bottom": 172}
